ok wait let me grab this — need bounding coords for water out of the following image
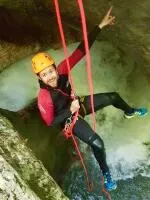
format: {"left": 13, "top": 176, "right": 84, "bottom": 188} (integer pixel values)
{"left": 62, "top": 149, "right": 150, "bottom": 200}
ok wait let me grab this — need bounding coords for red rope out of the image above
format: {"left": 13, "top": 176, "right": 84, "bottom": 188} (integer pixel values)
{"left": 70, "top": 124, "right": 92, "bottom": 192}
{"left": 101, "top": 176, "right": 112, "bottom": 200}
{"left": 53, "top": 0, "right": 75, "bottom": 95}
{"left": 53, "top": 0, "right": 92, "bottom": 192}
{"left": 53, "top": 0, "right": 112, "bottom": 198}
{"left": 76, "top": 1, "right": 112, "bottom": 199}
{"left": 76, "top": 0, "right": 96, "bottom": 131}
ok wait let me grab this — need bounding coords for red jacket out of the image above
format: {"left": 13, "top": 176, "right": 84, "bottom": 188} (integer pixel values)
{"left": 37, "top": 25, "right": 101, "bottom": 126}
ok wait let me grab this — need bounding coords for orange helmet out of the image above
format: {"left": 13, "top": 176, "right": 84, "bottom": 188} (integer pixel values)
{"left": 32, "top": 52, "right": 55, "bottom": 74}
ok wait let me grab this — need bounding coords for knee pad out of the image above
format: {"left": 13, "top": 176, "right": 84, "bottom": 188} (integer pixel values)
{"left": 88, "top": 134, "right": 104, "bottom": 150}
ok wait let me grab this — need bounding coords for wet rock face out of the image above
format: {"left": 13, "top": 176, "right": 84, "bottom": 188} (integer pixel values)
{"left": 0, "top": 155, "right": 40, "bottom": 200}
{"left": 47, "top": 0, "right": 150, "bottom": 74}
{"left": 0, "top": 114, "right": 69, "bottom": 200}
{"left": 0, "top": 1, "right": 76, "bottom": 72}
{"left": 0, "top": 0, "right": 150, "bottom": 74}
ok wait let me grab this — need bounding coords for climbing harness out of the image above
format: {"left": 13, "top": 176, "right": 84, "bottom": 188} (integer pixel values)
{"left": 64, "top": 115, "right": 75, "bottom": 139}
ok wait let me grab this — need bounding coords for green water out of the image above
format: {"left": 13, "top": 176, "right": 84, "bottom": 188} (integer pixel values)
{"left": 62, "top": 156, "right": 150, "bottom": 200}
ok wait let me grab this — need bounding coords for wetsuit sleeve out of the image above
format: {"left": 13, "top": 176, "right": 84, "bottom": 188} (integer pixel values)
{"left": 38, "top": 89, "right": 54, "bottom": 126}
{"left": 57, "top": 25, "right": 101, "bottom": 75}
{"left": 50, "top": 106, "right": 72, "bottom": 126}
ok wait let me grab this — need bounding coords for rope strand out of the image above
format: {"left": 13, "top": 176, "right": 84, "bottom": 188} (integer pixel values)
{"left": 76, "top": 0, "right": 96, "bottom": 131}
{"left": 53, "top": 0, "right": 92, "bottom": 191}
{"left": 53, "top": 1, "right": 112, "bottom": 198}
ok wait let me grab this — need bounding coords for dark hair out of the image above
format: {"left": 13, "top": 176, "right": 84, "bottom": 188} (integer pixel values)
{"left": 52, "top": 64, "right": 56, "bottom": 69}
{"left": 36, "top": 64, "right": 57, "bottom": 77}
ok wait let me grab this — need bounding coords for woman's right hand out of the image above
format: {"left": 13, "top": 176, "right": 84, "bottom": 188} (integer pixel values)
{"left": 70, "top": 99, "right": 80, "bottom": 114}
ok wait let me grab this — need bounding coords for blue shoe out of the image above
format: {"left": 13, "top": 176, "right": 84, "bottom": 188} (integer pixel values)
{"left": 124, "top": 108, "right": 148, "bottom": 119}
{"left": 103, "top": 172, "right": 117, "bottom": 191}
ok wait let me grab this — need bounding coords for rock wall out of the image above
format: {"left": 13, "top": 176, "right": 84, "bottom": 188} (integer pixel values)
{"left": 0, "top": 155, "right": 40, "bottom": 200}
{"left": 0, "top": 113, "right": 69, "bottom": 200}
{"left": 1, "top": 0, "right": 149, "bottom": 76}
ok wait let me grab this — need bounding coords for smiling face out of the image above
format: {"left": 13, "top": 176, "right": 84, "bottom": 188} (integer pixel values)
{"left": 39, "top": 65, "right": 59, "bottom": 88}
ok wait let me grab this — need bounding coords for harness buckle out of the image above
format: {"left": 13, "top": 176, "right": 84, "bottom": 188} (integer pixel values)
{"left": 65, "top": 116, "right": 73, "bottom": 125}
{"left": 63, "top": 115, "right": 74, "bottom": 138}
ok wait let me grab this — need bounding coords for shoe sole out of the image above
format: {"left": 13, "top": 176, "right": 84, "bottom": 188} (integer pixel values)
{"left": 124, "top": 112, "right": 148, "bottom": 119}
